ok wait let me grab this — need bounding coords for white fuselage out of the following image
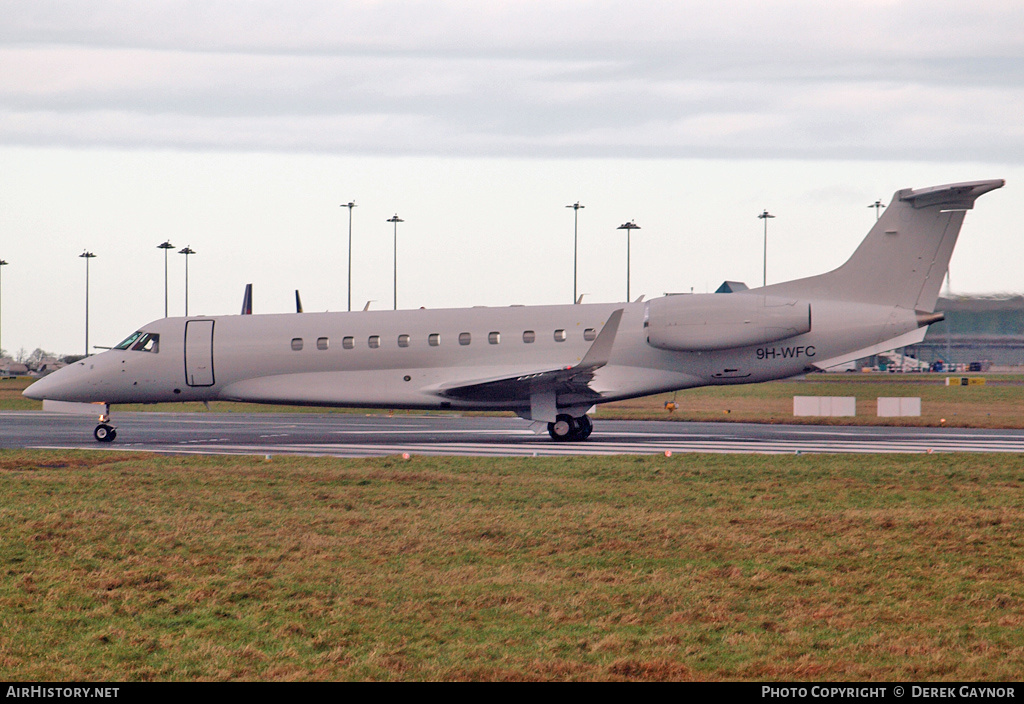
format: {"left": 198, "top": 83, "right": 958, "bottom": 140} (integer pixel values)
{"left": 23, "top": 295, "right": 921, "bottom": 415}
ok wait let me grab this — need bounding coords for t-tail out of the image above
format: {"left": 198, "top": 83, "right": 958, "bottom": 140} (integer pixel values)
{"left": 761, "top": 180, "right": 1004, "bottom": 311}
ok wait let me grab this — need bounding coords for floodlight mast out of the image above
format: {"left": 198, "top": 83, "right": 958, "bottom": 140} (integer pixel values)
{"left": 387, "top": 214, "right": 404, "bottom": 311}
{"left": 341, "top": 201, "right": 356, "bottom": 312}
{"left": 157, "top": 240, "right": 174, "bottom": 317}
{"left": 617, "top": 221, "right": 641, "bottom": 301}
{"left": 178, "top": 246, "right": 196, "bottom": 316}
{"left": 566, "top": 202, "right": 584, "bottom": 304}
{"left": 758, "top": 210, "right": 775, "bottom": 286}
{"left": 0, "top": 259, "right": 8, "bottom": 356}
{"left": 80, "top": 250, "right": 97, "bottom": 356}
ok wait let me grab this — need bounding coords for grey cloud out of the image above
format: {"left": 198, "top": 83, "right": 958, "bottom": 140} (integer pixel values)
{"left": 1, "top": 1, "right": 1023, "bottom": 161}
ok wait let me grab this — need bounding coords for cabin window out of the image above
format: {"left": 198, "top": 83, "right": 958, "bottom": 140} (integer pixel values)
{"left": 554, "top": 329, "right": 567, "bottom": 342}
{"left": 522, "top": 330, "right": 535, "bottom": 344}
{"left": 428, "top": 333, "right": 441, "bottom": 347}
{"left": 368, "top": 335, "right": 380, "bottom": 349}
{"left": 584, "top": 328, "right": 597, "bottom": 341}
{"left": 398, "top": 334, "right": 411, "bottom": 348}
{"left": 488, "top": 332, "right": 500, "bottom": 345}
{"left": 317, "top": 337, "right": 329, "bottom": 351}
{"left": 342, "top": 336, "right": 354, "bottom": 350}
{"left": 459, "top": 332, "right": 472, "bottom": 346}
{"left": 291, "top": 338, "right": 304, "bottom": 351}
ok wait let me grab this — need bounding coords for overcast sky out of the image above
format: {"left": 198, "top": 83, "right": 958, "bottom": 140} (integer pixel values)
{"left": 1, "top": 0, "right": 1022, "bottom": 356}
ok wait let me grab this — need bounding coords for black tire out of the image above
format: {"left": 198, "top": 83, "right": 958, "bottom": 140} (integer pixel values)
{"left": 576, "top": 415, "right": 593, "bottom": 440}
{"left": 547, "top": 414, "right": 578, "bottom": 441}
{"left": 94, "top": 424, "right": 116, "bottom": 443}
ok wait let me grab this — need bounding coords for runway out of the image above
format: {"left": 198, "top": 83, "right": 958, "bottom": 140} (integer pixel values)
{"left": 3, "top": 411, "right": 1024, "bottom": 457}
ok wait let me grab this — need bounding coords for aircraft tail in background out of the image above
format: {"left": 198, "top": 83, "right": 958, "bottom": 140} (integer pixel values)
{"left": 240, "top": 283, "right": 253, "bottom": 315}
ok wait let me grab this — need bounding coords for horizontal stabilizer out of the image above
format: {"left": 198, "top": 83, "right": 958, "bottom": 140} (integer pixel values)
{"left": 900, "top": 180, "right": 1005, "bottom": 210}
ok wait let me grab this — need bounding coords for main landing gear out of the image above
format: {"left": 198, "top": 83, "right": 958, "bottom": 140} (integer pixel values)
{"left": 547, "top": 413, "right": 593, "bottom": 442}
{"left": 94, "top": 409, "right": 116, "bottom": 443}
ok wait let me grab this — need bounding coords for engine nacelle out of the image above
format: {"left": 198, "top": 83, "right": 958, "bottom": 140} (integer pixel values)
{"left": 646, "top": 294, "right": 811, "bottom": 351}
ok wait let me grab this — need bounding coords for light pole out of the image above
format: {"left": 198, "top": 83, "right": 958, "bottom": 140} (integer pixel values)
{"left": 178, "top": 246, "right": 195, "bottom": 316}
{"left": 388, "top": 214, "right": 404, "bottom": 311}
{"left": 80, "top": 251, "right": 96, "bottom": 356}
{"left": 868, "top": 199, "right": 885, "bottom": 221}
{"left": 0, "top": 259, "right": 7, "bottom": 357}
{"left": 341, "top": 201, "right": 356, "bottom": 311}
{"left": 617, "top": 221, "right": 641, "bottom": 301}
{"left": 758, "top": 209, "right": 775, "bottom": 286}
{"left": 157, "top": 240, "right": 174, "bottom": 317}
{"left": 566, "top": 202, "right": 584, "bottom": 303}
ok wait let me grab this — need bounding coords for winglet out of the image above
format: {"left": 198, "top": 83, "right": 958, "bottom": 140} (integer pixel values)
{"left": 295, "top": 290, "right": 303, "bottom": 313}
{"left": 241, "top": 283, "right": 253, "bottom": 315}
{"left": 575, "top": 308, "right": 624, "bottom": 370}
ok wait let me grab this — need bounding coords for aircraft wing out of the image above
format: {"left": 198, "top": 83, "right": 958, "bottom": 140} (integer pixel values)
{"left": 434, "top": 308, "right": 624, "bottom": 404}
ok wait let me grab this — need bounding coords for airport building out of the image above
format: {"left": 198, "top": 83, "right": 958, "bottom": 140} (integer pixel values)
{"left": 905, "top": 295, "right": 1024, "bottom": 370}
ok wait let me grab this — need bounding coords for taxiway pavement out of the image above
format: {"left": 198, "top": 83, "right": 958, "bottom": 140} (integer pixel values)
{"left": 3, "top": 411, "right": 1024, "bottom": 457}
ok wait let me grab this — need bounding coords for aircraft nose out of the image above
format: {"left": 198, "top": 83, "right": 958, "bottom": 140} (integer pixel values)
{"left": 23, "top": 374, "right": 55, "bottom": 400}
{"left": 23, "top": 363, "right": 85, "bottom": 401}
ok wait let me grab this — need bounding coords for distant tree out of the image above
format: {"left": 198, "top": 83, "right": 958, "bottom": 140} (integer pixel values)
{"left": 27, "top": 348, "right": 54, "bottom": 367}
{"left": 60, "top": 354, "right": 86, "bottom": 364}
{"left": 15, "top": 347, "right": 27, "bottom": 363}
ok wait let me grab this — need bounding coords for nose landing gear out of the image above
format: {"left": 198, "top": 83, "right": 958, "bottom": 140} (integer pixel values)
{"left": 94, "top": 408, "right": 117, "bottom": 443}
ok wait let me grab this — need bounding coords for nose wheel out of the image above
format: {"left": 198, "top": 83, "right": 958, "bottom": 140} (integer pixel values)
{"left": 94, "top": 423, "right": 117, "bottom": 443}
{"left": 93, "top": 407, "right": 116, "bottom": 443}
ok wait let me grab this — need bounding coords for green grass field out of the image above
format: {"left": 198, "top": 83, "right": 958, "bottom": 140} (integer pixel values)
{"left": 597, "top": 373, "right": 1024, "bottom": 428}
{"left": 2, "top": 450, "right": 1023, "bottom": 681}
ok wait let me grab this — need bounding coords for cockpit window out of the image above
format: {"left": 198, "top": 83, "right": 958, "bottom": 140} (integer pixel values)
{"left": 115, "top": 331, "right": 159, "bottom": 353}
{"left": 115, "top": 332, "right": 144, "bottom": 350}
{"left": 133, "top": 333, "right": 159, "bottom": 353}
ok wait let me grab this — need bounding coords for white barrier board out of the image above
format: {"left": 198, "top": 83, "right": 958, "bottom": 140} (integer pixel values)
{"left": 877, "top": 397, "right": 921, "bottom": 417}
{"left": 793, "top": 396, "right": 856, "bottom": 417}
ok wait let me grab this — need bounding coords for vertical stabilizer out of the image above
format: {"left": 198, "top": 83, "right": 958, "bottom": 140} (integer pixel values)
{"left": 761, "top": 180, "right": 1003, "bottom": 311}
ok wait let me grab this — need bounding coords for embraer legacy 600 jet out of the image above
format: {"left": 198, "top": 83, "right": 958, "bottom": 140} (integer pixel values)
{"left": 25, "top": 179, "right": 1004, "bottom": 442}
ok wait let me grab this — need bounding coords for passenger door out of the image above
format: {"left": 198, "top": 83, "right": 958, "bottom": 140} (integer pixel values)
{"left": 184, "top": 320, "right": 215, "bottom": 387}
